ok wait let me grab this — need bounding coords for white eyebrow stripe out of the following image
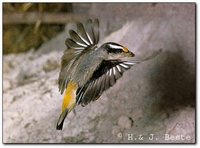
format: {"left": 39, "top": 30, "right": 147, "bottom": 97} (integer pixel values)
{"left": 108, "top": 44, "right": 123, "bottom": 49}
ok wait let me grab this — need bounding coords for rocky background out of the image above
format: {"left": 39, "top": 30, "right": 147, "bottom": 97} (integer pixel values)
{"left": 3, "top": 3, "right": 195, "bottom": 143}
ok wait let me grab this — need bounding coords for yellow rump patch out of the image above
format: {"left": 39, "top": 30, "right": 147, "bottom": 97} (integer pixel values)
{"left": 62, "top": 81, "right": 78, "bottom": 112}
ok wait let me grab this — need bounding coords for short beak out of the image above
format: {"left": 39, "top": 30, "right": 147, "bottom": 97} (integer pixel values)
{"left": 129, "top": 51, "right": 135, "bottom": 57}
{"left": 126, "top": 50, "right": 135, "bottom": 57}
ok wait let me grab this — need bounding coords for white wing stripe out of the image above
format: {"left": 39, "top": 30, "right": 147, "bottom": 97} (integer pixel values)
{"left": 75, "top": 42, "right": 88, "bottom": 47}
{"left": 79, "top": 35, "right": 90, "bottom": 46}
{"left": 74, "top": 51, "right": 82, "bottom": 54}
{"left": 106, "top": 71, "right": 109, "bottom": 75}
{"left": 86, "top": 32, "right": 93, "bottom": 44}
{"left": 116, "top": 65, "right": 121, "bottom": 72}
{"left": 109, "top": 69, "right": 112, "bottom": 76}
{"left": 77, "top": 92, "right": 84, "bottom": 104}
{"left": 74, "top": 47, "right": 85, "bottom": 50}
{"left": 123, "top": 61, "right": 136, "bottom": 65}
{"left": 113, "top": 67, "right": 116, "bottom": 75}
{"left": 119, "top": 63, "right": 129, "bottom": 68}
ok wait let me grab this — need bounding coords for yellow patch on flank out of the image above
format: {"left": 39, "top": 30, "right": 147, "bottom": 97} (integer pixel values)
{"left": 122, "top": 46, "right": 129, "bottom": 53}
{"left": 62, "top": 81, "right": 78, "bottom": 112}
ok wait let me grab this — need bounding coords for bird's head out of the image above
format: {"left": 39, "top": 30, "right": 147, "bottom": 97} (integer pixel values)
{"left": 101, "top": 42, "right": 135, "bottom": 60}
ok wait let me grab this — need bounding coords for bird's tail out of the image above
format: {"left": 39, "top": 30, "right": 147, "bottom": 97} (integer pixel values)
{"left": 56, "top": 109, "right": 69, "bottom": 130}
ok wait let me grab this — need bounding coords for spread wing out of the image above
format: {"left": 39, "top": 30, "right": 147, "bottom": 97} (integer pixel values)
{"left": 58, "top": 19, "right": 100, "bottom": 94}
{"left": 65, "top": 18, "right": 99, "bottom": 53}
{"left": 76, "top": 60, "right": 140, "bottom": 106}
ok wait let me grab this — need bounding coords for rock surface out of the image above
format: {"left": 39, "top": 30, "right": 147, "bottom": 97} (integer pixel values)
{"left": 3, "top": 3, "right": 195, "bottom": 143}
{"left": 118, "top": 116, "right": 133, "bottom": 130}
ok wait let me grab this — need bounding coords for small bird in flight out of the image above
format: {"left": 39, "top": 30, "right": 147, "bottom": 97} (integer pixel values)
{"left": 56, "top": 19, "right": 159, "bottom": 130}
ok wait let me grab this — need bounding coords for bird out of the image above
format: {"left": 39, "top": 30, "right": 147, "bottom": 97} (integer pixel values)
{"left": 56, "top": 18, "right": 159, "bottom": 130}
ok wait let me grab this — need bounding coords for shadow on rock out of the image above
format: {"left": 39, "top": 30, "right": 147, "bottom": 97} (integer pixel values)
{"left": 147, "top": 50, "right": 195, "bottom": 116}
